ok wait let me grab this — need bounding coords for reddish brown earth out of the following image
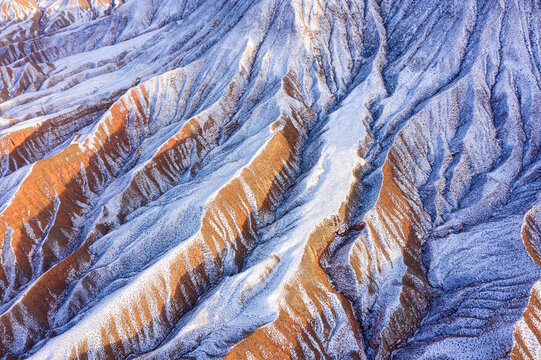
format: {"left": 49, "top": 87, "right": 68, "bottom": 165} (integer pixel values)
{"left": 0, "top": 0, "right": 540, "bottom": 359}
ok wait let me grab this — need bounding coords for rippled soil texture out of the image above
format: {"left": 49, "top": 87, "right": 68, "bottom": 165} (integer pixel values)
{"left": 1, "top": 0, "right": 541, "bottom": 359}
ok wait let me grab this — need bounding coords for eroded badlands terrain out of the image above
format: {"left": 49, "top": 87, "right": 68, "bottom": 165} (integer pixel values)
{"left": 0, "top": 0, "right": 540, "bottom": 359}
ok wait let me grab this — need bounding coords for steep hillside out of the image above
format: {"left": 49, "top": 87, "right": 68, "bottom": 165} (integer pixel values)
{"left": 0, "top": 0, "right": 540, "bottom": 359}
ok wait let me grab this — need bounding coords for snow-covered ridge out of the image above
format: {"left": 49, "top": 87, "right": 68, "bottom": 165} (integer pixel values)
{"left": 0, "top": 0, "right": 540, "bottom": 359}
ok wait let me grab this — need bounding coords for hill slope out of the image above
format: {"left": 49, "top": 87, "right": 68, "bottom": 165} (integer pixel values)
{"left": 0, "top": 0, "right": 540, "bottom": 358}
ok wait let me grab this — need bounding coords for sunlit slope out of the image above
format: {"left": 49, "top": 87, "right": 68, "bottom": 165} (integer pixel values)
{"left": 0, "top": 0, "right": 540, "bottom": 359}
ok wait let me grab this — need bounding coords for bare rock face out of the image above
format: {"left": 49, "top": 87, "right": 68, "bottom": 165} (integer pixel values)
{"left": 512, "top": 204, "right": 541, "bottom": 359}
{"left": 0, "top": 0, "right": 540, "bottom": 359}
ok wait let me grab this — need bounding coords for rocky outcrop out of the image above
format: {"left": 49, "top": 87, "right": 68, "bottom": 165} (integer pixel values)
{"left": 512, "top": 204, "right": 541, "bottom": 360}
